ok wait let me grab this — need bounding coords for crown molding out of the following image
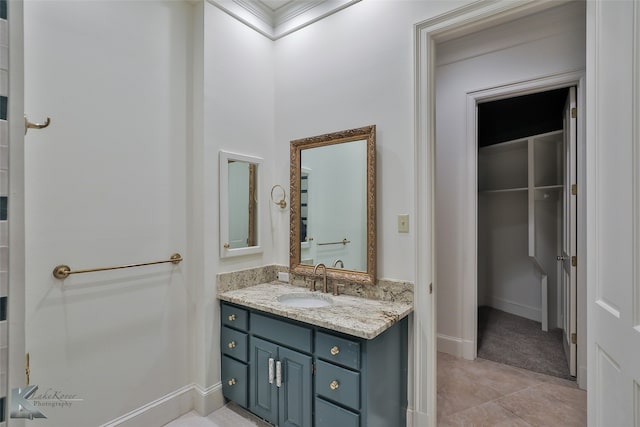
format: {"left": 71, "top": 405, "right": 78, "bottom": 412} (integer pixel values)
{"left": 207, "top": 0, "right": 361, "bottom": 40}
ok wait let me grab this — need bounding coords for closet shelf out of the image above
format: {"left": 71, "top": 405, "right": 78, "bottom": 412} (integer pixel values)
{"left": 479, "top": 187, "right": 528, "bottom": 194}
{"left": 534, "top": 184, "right": 563, "bottom": 191}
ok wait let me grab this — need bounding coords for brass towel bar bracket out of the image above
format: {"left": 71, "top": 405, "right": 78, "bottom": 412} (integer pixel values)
{"left": 52, "top": 253, "right": 183, "bottom": 280}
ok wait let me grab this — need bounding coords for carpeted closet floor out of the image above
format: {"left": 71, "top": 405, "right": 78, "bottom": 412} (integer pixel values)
{"left": 477, "top": 306, "right": 573, "bottom": 380}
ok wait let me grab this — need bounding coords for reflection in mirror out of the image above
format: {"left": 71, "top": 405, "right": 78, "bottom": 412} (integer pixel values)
{"left": 228, "top": 161, "right": 257, "bottom": 248}
{"left": 290, "top": 125, "right": 376, "bottom": 286}
{"left": 220, "top": 151, "right": 263, "bottom": 258}
{"left": 299, "top": 141, "right": 367, "bottom": 270}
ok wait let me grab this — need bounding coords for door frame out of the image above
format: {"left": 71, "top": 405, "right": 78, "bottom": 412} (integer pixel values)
{"left": 8, "top": 2, "right": 27, "bottom": 427}
{"left": 465, "top": 72, "right": 584, "bottom": 362}
{"left": 413, "top": 1, "right": 587, "bottom": 425}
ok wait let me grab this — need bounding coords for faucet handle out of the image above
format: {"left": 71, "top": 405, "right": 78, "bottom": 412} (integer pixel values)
{"left": 307, "top": 276, "right": 316, "bottom": 292}
{"left": 333, "top": 283, "right": 345, "bottom": 296}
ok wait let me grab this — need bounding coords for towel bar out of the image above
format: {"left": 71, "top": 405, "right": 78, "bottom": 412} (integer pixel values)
{"left": 52, "top": 253, "right": 183, "bottom": 279}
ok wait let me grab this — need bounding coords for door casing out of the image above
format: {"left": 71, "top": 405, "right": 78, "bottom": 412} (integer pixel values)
{"left": 465, "top": 73, "right": 584, "bottom": 363}
{"left": 413, "top": 1, "right": 588, "bottom": 425}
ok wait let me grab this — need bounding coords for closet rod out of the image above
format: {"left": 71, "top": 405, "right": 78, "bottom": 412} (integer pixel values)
{"left": 52, "top": 253, "right": 183, "bottom": 279}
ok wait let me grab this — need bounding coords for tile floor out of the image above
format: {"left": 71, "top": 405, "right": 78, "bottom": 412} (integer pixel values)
{"left": 164, "top": 403, "right": 270, "bottom": 427}
{"left": 437, "top": 352, "right": 587, "bottom": 426}
{"left": 165, "top": 353, "right": 587, "bottom": 427}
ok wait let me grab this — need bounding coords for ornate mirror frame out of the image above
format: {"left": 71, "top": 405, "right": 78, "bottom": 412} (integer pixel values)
{"left": 289, "top": 125, "right": 376, "bottom": 285}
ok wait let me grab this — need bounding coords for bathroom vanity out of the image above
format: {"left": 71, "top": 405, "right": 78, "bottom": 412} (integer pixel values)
{"left": 218, "top": 125, "right": 411, "bottom": 426}
{"left": 218, "top": 283, "right": 411, "bottom": 427}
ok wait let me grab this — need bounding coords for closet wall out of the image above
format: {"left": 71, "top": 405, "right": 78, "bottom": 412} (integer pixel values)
{"left": 478, "top": 130, "right": 563, "bottom": 327}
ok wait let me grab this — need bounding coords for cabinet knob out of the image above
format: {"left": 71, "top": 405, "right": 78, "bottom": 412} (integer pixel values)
{"left": 228, "top": 314, "right": 236, "bottom": 321}
{"left": 228, "top": 378, "right": 236, "bottom": 386}
{"left": 330, "top": 346, "right": 340, "bottom": 356}
{"left": 329, "top": 380, "right": 340, "bottom": 391}
{"left": 228, "top": 341, "right": 236, "bottom": 349}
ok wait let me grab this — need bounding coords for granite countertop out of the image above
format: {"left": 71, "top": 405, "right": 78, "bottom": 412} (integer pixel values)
{"left": 218, "top": 282, "right": 413, "bottom": 339}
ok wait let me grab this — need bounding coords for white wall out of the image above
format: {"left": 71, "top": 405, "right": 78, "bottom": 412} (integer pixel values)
{"left": 24, "top": 1, "right": 192, "bottom": 425}
{"left": 273, "top": 0, "right": 469, "bottom": 281}
{"left": 478, "top": 192, "right": 542, "bottom": 319}
{"left": 23, "top": 1, "right": 472, "bottom": 423}
{"left": 434, "top": 2, "right": 585, "bottom": 357}
{"left": 198, "top": 0, "right": 276, "bottom": 401}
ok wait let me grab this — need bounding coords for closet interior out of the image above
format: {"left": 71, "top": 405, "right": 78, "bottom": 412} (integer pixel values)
{"left": 476, "top": 88, "right": 575, "bottom": 379}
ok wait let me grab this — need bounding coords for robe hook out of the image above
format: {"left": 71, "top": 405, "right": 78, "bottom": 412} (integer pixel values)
{"left": 24, "top": 114, "right": 51, "bottom": 135}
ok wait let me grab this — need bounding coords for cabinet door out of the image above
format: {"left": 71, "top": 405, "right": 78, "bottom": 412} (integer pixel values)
{"left": 249, "top": 336, "right": 278, "bottom": 425}
{"left": 278, "top": 347, "right": 312, "bottom": 427}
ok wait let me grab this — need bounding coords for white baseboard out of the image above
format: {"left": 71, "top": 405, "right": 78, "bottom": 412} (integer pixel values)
{"left": 577, "top": 365, "right": 587, "bottom": 390}
{"left": 407, "top": 408, "right": 431, "bottom": 427}
{"left": 100, "top": 383, "right": 224, "bottom": 427}
{"left": 192, "top": 382, "right": 225, "bottom": 416}
{"left": 437, "top": 333, "right": 475, "bottom": 360}
{"left": 490, "top": 296, "right": 541, "bottom": 322}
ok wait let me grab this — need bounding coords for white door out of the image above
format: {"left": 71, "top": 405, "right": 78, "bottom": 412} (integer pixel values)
{"left": 22, "top": 2, "right": 190, "bottom": 426}
{"left": 560, "top": 87, "right": 577, "bottom": 377}
{"left": 587, "top": 1, "right": 640, "bottom": 424}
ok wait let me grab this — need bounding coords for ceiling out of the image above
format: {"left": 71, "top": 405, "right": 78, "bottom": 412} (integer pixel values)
{"left": 259, "top": 0, "right": 295, "bottom": 11}
{"left": 478, "top": 88, "right": 569, "bottom": 147}
{"left": 207, "top": 0, "right": 361, "bottom": 40}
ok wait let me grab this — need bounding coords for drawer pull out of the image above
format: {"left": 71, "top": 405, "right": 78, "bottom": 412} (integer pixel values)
{"left": 329, "top": 380, "right": 340, "bottom": 391}
{"left": 268, "top": 358, "right": 275, "bottom": 384}
{"left": 228, "top": 378, "right": 236, "bottom": 386}
{"left": 330, "top": 346, "right": 340, "bottom": 356}
{"left": 228, "top": 341, "right": 236, "bottom": 349}
{"left": 276, "top": 361, "right": 282, "bottom": 388}
{"left": 228, "top": 314, "right": 236, "bottom": 321}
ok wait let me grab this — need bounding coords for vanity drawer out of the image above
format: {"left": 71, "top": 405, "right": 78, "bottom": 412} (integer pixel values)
{"left": 221, "top": 303, "right": 248, "bottom": 331}
{"left": 316, "top": 331, "right": 360, "bottom": 370}
{"left": 251, "top": 313, "right": 312, "bottom": 353}
{"left": 221, "top": 326, "right": 248, "bottom": 362}
{"left": 315, "top": 397, "right": 359, "bottom": 427}
{"left": 315, "top": 360, "right": 360, "bottom": 411}
{"left": 221, "top": 355, "right": 248, "bottom": 408}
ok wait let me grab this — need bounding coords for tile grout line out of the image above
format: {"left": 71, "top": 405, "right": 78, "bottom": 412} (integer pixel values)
{"left": 444, "top": 358, "right": 577, "bottom": 425}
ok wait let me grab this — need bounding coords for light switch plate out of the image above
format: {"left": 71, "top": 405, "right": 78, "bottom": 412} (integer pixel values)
{"left": 398, "top": 214, "right": 409, "bottom": 233}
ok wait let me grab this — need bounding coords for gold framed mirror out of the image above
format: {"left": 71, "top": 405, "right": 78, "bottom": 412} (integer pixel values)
{"left": 290, "top": 125, "right": 376, "bottom": 285}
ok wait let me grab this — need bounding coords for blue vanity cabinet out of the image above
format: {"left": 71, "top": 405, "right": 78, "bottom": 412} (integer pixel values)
{"left": 219, "top": 301, "right": 408, "bottom": 427}
{"left": 220, "top": 304, "right": 250, "bottom": 408}
{"left": 314, "top": 318, "right": 408, "bottom": 427}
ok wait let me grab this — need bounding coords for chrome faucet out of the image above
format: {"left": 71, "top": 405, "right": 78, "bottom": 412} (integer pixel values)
{"left": 313, "top": 263, "right": 328, "bottom": 293}
{"left": 333, "top": 259, "right": 344, "bottom": 268}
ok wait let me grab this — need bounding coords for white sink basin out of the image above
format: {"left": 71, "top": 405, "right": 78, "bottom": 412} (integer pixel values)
{"left": 277, "top": 293, "right": 333, "bottom": 308}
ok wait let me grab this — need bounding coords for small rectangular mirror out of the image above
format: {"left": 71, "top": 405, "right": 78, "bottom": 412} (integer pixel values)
{"left": 219, "top": 151, "right": 263, "bottom": 258}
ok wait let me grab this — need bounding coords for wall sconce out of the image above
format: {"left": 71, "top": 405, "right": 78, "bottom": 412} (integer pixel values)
{"left": 271, "top": 184, "right": 287, "bottom": 209}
